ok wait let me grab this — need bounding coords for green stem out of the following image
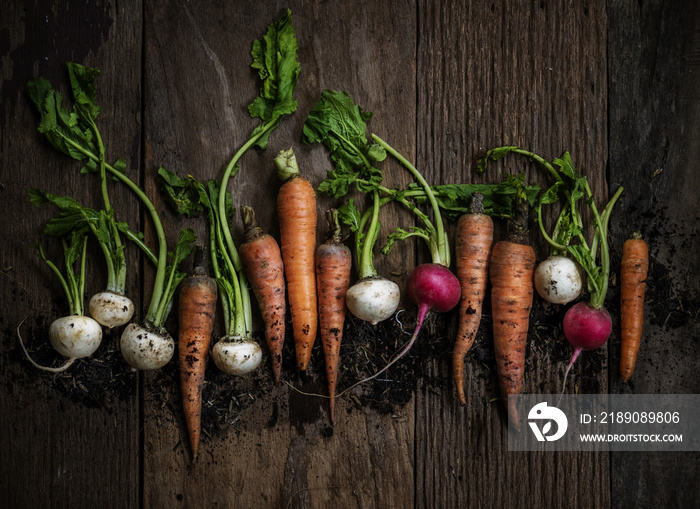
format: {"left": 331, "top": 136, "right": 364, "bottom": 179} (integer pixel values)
{"left": 372, "top": 134, "right": 449, "bottom": 266}
{"left": 588, "top": 186, "right": 624, "bottom": 308}
{"left": 37, "top": 243, "right": 76, "bottom": 315}
{"left": 217, "top": 123, "right": 273, "bottom": 271}
{"left": 91, "top": 121, "right": 127, "bottom": 294}
{"left": 358, "top": 191, "right": 381, "bottom": 279}
{"left": 536, "top": 202, "right": 568, "bottom": 252}
{"left": 78, "top": 235, "right": 88, "bottom": 316}
{"left": 122, "top": 229, "right": 158, "bottom": 266}
{"left": 62, "top": 136, "right": 168, "bottom": 323}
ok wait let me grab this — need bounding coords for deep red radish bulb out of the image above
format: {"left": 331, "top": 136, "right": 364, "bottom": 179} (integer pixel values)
{"left": 405, "top": 263, "right": 461, "bottom": 315}
{"left": 563, "top": 302, "right": 612, "bottom": 351}
{"left": 559, "top": 302, "right": 612, "bottom": 399}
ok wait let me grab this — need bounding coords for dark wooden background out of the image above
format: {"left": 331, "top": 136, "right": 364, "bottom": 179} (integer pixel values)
{"left": 2, "top": 1, "right": 699, "bottom": 508}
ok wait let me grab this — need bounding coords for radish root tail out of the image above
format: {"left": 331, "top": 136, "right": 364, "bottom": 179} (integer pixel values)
{"left": 557, "top": 347, "right": 582, "bottom": 407}
{"left": 17, "top": 316, "right": 77, "bottom": 373}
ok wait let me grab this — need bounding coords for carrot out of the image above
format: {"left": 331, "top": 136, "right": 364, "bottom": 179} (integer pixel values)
{"left": 274, "top": 148, "right": 318, "bottom": 371}
{"left": 178, "top": 261, "right": 218, "bottom": 461}
{"left": 452, "top": 194, "right": 493, "bottom": 406}
{"left": 490, "top": 202, "right": 535, "bottom": 431}
{"left": 239, "top": 206, "right": 287, "bottom": 383}
{"left": 619, "top": 231, "right": 649, "bottom": 383}
{"left": 316, "top": 209, "right": 352, "bottom": 423}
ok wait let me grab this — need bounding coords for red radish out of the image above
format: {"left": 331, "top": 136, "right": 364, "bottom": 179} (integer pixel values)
{"left": 559, "top": 302, "right": 612, "bottom": 391}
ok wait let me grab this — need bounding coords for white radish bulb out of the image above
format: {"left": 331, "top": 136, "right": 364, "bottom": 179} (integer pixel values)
{"left": 89, "top": 291, "right": 134, "bottom": 329}
{"left": 120, "top": 323, "right": 174, "bottom": 370}
{"left": 49, "top": 315, "right": 103, "bottom": 358}
{"left": 212, "top": 337, "right": 263, "bottom": 376}
{"left": 345, "top": 276, "right": 401, "bottom": 325}
{"left": 534, "top": 255, "right": 583, "bottom": 305}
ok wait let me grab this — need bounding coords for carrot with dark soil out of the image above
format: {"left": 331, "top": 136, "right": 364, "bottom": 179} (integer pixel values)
{"left": 452, "top": 194, "right": 493, "bottom": 406}
{"left": 178, "top": 262, "right": 218, "bottom": 461}
{"left": 239, "top": 206, "right": 286, "bottom": 383}
{"left": 619, "top": 231, "right": 649, "bottom": 382}
{"left": 275, "top": 148, "right": 318, "bottom": 371}
{"left": 490, "top": 201, "right": 535, "bottom": 431}
{"left": 316, "top": 209, "right": 352, "bottom": 423}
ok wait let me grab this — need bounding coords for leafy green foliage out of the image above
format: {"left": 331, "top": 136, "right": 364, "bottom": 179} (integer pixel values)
{"left": 407, "top": 180, "right": 541, "bottom": 221}
{"left": 304, "top": 89, "right": 386, "bottom": 197}
{"left": 248, "top": 8, "right": 301, "bottom": 149}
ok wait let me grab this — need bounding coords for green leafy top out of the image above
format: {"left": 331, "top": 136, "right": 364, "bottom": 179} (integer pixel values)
{"left": 218, "top": 10, "right": 300, "bottom": 272}
{"left": 479, "top": 146, "right": 623, "bottom": 308}
{"left": 248, "top": 8, "right": 300, "bottom": 150}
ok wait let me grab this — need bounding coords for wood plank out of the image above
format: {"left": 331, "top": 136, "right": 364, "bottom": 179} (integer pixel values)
{"left": 0, "top": 1, "right": 142, "bottom": 507}
{"left": 608, "top": 0, "right": 700, "bottom": 506}
{"left": 414, "top": 1, "right": 610, "bottom": 508}
{"left": 140, "top": 1, "right": 417, "bottom": 507}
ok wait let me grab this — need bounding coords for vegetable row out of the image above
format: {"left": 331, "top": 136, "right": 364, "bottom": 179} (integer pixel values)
{"left": 20, "top": 10, "right": 648, "bottom": 456}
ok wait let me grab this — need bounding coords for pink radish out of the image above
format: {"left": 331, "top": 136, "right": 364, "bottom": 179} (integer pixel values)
{"left": 560, "top": 302, "right": 612, "bottom": 388}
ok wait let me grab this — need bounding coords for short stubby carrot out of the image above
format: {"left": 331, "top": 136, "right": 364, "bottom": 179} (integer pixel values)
{"left": 452, "top": 194, "right": 493, "bottom": 406}
{"left": 276, "top": 153, "right": 318, "bottom": 371}
{"left": 619, "top": 232, "right": 649, "bottom": 383}
{"left": 316, "top": 210, "right": 352, "bottom": 423}
{"left": 178, "top": 265, "right": 218, "bottom": 461}
{"left": 239, "top": 206, "right": 286, "bottom": 383}
{"left": 490, "top": 237, "right": 535, "bottom": 431}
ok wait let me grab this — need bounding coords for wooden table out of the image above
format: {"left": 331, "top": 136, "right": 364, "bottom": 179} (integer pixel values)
{"left": 2, "top": 1, "right": 698, "bottom": 507}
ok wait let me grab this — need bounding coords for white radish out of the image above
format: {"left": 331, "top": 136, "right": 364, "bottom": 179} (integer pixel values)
{"left": 19, "top": 233, "right": 104, "bottom": 372}
{"left": 120, "top": 323, "right": 175, "bottom": 371}
{"left": 534, "top": 255, "right": 583, "bottom": 305}
{"left": 49, "top": 315, "right": 103, "bottom": 358}
{"left": 212, "top": 336, "right": 263, "bottom": 376}
{"left": 345, "top": 276, "right": 400, "bottom": 325}
{"left": 89, "top": 291, "right": 134, "bottom": 329}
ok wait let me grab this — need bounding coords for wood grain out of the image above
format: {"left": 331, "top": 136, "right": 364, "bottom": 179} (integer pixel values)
{"left": 608, "top": 0, "right": 700, "bottom": 506}
{"left": 0, "top": 1, "right": 142, "bottom": 508}
{"left": 1, "top": 1, "right": 699, "bottom": 508}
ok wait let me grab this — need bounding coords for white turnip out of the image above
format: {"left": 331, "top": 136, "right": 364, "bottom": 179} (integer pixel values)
{"left": 534, "top": 255, "right": 582, "bottom": 305}
{"left": 212, "top": 336, "right": 263, "bottom": 376}
{"left": 89, "top": 291, "right": 134, "bottom": 329}
{"left": 345, "top": 276, "right": 401, "bottom": 325}
{"left": 120, "top": 323, "right": 175, "bottom": 371}
{"left": 19, "top": 233, "right": 103, "bottom": 372}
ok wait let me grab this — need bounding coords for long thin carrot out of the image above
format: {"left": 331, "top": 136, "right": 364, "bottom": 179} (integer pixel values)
{"left": 316, "top": 209, "right": 352, "bottom": 423}
{"left": 239, "top": 206, "right": 286, "bottom": 383}
{"left": 178, "top": 262, "right": 218, "bottom": 461}
{"left": 490, "top": 202, "right": 535, "bottom": 431}
{"left": 452, "top": 194, "right": 493, "bottom": 406}
{"left": 619, "top": 231, "right": 648, "bottom": 383}
{"left": 275, "top": 148, "right": 318, "bottom": 371}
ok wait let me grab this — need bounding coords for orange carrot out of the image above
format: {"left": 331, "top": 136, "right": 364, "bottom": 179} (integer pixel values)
{"left": 452, "top": 194, "right": 493, "bottom": 406}
{"left": 619, "top": 231, "right": 648, "bottom": 383}
{"left": 275, "top": 148, "right": 318, "bottom": 371}
{"left": 316, "top": 209, "right": 352, "bottom": 423}
{"left": 178, "top": 263, "right": 218, "bottom": 461}
{"left": 239, "top": 206, "right": 286, "bottom": 383}
{"left": 490, "top": 204, "right": 535, "bottom": 431}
